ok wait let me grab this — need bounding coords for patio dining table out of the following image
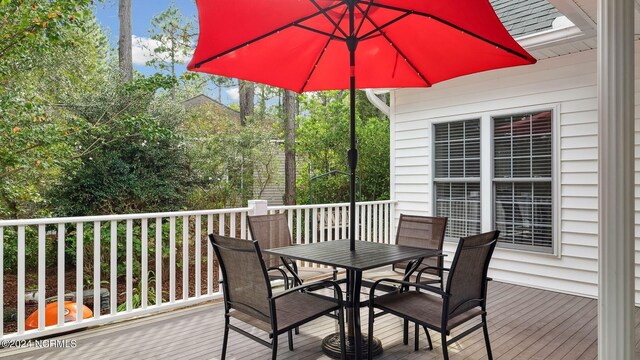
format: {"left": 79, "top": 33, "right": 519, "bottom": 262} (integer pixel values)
{"left": 263, "top": 239, "right": 441, "bottom": 359}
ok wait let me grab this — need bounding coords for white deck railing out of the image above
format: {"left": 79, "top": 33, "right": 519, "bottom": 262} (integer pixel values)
{"left": 0, "top": 200, "right": 396, "bottom": 341}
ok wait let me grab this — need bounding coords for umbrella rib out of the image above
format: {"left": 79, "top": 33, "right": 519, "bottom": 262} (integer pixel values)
{"left": 294, "top": 24, "right": 347, "bottom": 41}
{"left": 299, "top": 7, "right": 349, "bottom": 92}
{"left": 192, "top": 3, "right": 344, "bottom": 69}
{"left": 354, "top": 0, "right": 374, "bottom": 36}
{"left": 355, "top": 3, "right": 432, "bottom": 87}
{"left": 358, "top": 11, "right": 411, "bottom": 41}
{"left": 307, "top": 0, "right": 349, "bottom": 39}
{"left": 363, "top": 1, "right": 532, "bottom": 61}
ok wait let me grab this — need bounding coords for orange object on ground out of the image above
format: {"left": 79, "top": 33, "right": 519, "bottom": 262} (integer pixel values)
{"left": 25, "top": 301, "right": 93, "bottom": 330}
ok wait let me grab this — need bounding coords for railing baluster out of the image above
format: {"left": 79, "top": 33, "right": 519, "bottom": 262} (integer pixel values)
{"left": 240, "top": 212, "right": 246, "bottom": 239}
{"left": 374, "top": 204, "right": 379, "bottom": 243}
{"left": 355, "top": 204, "right": 360, "bottom": 241}
{"left": 37, "top": 225, "right": 45, "bottom": 330}
{"left": 17, "top": 226, "right": 25, "bottom": 333}
{"left": 342, "top": 206, "right": 347, "bottom": 239}
{"left": 383, "top": 204, "right": 389, "bottom": 244}
{"left": 93, "top": 221, "right": 101, "bottom": 318}
{"left": 312, "top": 208, "right": 318, "bottom": 246}
{"left": 391, "top": 202, "right": 396, "bottom": 244}
{"left": 218, "top": 214, "right": 225, "bottom": 283}
{"left": 296, "top": 209, "right": 301, "bottom": 245}
{"left": 58, "top": 224, "right": 65, "bottom": 325}
{"left": 326, "top": 207, "right": 332, "bottom": 242}
{"left": 195, "top": 215, "right": 201, "bottom": 298}
{"left": 207, "top": 214, "right": 213, "bottom": 295}
{"left": 320, "top": 207, "right": 325, "bottom": 243}
{"left": 155, "top": 217, "right": 162, "bottom": 307}
{"left": 230, "top": 213, "right": 236, "bottom": 238}
{"left": 126, "top": 220, "right": 133, "bottom": 312}
{"left": 169, "top": 217, "right": 176, "bottom": 303}
{"left": 182, "top": 216, "right": 189, "bottom": 301}
{"left": 110, "top": 221, "right": 117, "bottom": 315}
{"left": 333, "top": 206, "right": 338, "bottom": 240}
{"left": 141, "top": 219, "right": 148, "bottom": 309}
{"left": 76, "top": 223, "right": 83, "bottom": 322}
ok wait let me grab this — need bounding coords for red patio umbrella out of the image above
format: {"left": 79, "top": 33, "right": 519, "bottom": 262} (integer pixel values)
{"left": 188, "top": 0, "right": 536, "bottom": 252}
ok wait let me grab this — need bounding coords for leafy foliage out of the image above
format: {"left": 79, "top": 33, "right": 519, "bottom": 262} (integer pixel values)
{"left": 297, "top": 90, "right": 389, "bottom": 204}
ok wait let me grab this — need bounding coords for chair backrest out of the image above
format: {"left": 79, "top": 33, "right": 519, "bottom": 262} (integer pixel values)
{"left": 247, "top": 213, "right": 293, "bottom": 268}
{"left": 209, "top": 234, "right": 272, "bottom": 324}
{"left": 445, "top": 230, "right": 499, "bottom": 318}
{"left": 394, "top": 214, "right": 447, "bottom": 272}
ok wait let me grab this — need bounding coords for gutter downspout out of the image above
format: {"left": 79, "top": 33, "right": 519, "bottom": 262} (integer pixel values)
{"left": 365, "top": 89, "right": 390, "bottom": 116}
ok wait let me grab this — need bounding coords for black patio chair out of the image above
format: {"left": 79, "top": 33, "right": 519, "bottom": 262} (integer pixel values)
{"left": 209, "top": 234, "right": 346, "bottom": 360}
{"left": 248, "top": 213, "right": 337, "bottom": 287}
{"left": 362, "top": 214, "right": 447, "bottom": 347}
{"left": 367, "top": 230, "right": 500, "bottom": 360}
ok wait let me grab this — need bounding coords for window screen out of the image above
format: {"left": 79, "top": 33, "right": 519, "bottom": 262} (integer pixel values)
{"left": 434, "top": 120, "right": 481, "bottom": 239}
{"left": 493, "top": 111, "right": 553, "bottom": 252}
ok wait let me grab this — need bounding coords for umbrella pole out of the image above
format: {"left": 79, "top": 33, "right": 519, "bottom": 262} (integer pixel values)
{"left": 347, "top": 4, "right": 357, "bottom": 253}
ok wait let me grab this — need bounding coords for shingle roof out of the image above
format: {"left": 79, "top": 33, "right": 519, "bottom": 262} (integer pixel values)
{"left": 491, "top": 0, "right": 561, "bottom": 38}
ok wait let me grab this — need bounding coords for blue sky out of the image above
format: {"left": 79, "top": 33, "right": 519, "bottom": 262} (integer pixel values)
{"left": 94, "top": 1, "right": 239, "bottom": 104}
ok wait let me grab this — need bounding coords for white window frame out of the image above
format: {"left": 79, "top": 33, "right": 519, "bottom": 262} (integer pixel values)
{"left": 431, "top": 119, "right": 482, "bottom": 240}
{"left": 430, "top": 104, "right": 561, "bottom": 257}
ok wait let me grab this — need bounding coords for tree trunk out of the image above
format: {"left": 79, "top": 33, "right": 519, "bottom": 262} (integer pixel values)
{"left": 283, "top": 90, "right": 297, "bottom": 205}
{"left": 118, "top": 0, "right": 133, "bottom": 82}
{"left": 239, "top": 81, "right": 254, "bottom": 126}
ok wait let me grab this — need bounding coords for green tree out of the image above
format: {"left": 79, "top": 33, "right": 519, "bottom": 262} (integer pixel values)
{"left": 182, "top": 103, "right": 278, "bottom": 208}
{"left": 50, "top": 73, "right": 191, "bottom": 216}
{"left": 0, "top": 0, "right": 101, "bottom": 218}
{"left": 296, "top": 90, "right": 389, "bottom": 204}
{"left": 145, "top": 2, "right": 196, "bottom": 100}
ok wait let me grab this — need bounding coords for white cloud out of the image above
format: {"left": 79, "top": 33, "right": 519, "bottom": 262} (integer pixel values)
{"left": 131, "top": 35, "right": 193, "bottom": 66}
{"left": 226, "top": 87, "right": 239, "bottom": 101}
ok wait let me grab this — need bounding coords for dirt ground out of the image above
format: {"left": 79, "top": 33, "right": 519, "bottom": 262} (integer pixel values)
{"left": 3, "top": 263, "right": 219, "bottom": 334}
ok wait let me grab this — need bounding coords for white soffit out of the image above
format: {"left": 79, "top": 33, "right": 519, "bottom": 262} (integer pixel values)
{"left": 518, "top": 0, "right": 598, "bottom": 59}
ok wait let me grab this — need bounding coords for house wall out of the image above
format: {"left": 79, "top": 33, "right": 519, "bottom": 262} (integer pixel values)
{"left": 253, "top": 147, "right": 285, "bottom": 206}
{"left": 390, "top": 42, "right": 640, "bottom": 304}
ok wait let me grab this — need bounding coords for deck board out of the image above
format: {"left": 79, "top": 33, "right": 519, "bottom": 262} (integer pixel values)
{"left": 2, "top": 282, "right": 639, "bottom": 360}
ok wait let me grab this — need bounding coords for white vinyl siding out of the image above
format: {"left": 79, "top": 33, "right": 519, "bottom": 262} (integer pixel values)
{"left": 389, "top": 43, "right": 640, "bottom": 304}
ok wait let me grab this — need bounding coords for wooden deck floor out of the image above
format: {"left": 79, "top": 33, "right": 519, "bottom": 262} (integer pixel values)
{"left": 2, "top": 281, "right": 639, "bottom": 360}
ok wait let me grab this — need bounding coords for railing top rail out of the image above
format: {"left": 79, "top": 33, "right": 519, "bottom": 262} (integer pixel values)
{"left": 0, "top": 207, "right": 252, "bottom": 227}
{"left": 267, "top": 200, "right": 397, "bottom": 211}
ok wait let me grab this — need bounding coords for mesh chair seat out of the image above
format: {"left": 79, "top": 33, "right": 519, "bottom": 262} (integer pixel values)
{"left": 374, "top": 291, "right": 484, "bottom": 332}
{"left": 229, "top": 291, "right": 339, "bottom": 333}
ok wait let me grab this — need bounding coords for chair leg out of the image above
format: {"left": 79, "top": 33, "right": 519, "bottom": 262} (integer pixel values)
{"left": 423, "top": 325, "right": 433, "bottom": 350}
{"left": 368, "top": 306, "right": 375, "bottom": 360}
{"left": 403, "top": 319, "right": 409, "bottom": 345}
{"left": 482, "top": 315, "right": 493, "bottom": 360}
{"left": 414, "top": 323, "right": 419, "bottom": 351}
{"left": 441, "top": 333, "right": 449, "bottom": 360}
{"left": 288, "top": 330, "right": 294, "bottom": 351}
{"left": 272, "top": 334, "right": 278, "bottom": 360}
{"left": 339, "top": 305, "right": 346, "bottom": 360}
{"left": 221, "top": 318, "right": 229, "bottom": 360}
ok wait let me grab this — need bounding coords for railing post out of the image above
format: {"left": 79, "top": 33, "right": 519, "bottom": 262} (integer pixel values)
{"left": 248, "top": 199, "right": 268, "bottom": 216}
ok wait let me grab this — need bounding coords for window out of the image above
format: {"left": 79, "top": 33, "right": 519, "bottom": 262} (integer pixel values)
{"left": 434, "top": 120, "right": 481, "bottom": 238}
{"left": 493, "top": 111, "right": 553, "bottom": 252}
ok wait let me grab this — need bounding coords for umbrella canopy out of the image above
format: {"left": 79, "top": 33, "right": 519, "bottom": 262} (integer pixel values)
{"left": 188, "top": 0, "right": 536, "bottom": 250}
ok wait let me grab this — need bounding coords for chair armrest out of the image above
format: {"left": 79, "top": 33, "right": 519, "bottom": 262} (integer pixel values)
{"left": 272, "top": 279, "right": 344, "bottom": 304}
{"left": 415, "top": 266, "right": 450, "bottom": 282}
{"left": 368, "top": 278, "right": 449, "bottom": 300}
{"left": 267, "top": 266, "right": 290, "bottom": 289}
